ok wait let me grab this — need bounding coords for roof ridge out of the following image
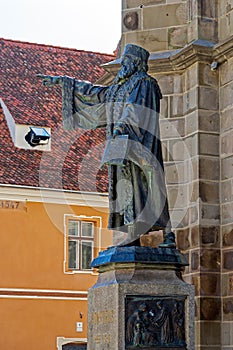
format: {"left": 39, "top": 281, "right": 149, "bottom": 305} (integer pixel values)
{"left": 0, "top": 37, "right": 116, "bottom": 57}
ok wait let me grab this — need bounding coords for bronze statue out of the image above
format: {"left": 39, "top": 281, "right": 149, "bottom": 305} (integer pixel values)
{"left": 154, "top": 300, "right": 174, "bottom": 344}
{"left": 38, "top": 44, "right": 175, "bottom": 248}
{"left": 125, "top": 298, "right": 186, "bottom": 347}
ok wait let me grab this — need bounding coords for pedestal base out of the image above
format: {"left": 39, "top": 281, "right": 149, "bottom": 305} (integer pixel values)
{"left": 88, "top": 247, "right": 195, "bottom": 350}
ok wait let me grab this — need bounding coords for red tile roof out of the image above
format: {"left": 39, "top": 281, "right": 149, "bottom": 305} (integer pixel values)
{"left": 0, "top": 38, "right": 113, "bottom": 192}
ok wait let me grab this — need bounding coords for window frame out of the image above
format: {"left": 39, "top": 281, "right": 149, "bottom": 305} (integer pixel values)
{"left": 64, "top": 215, "right": 102, "bottom": 274}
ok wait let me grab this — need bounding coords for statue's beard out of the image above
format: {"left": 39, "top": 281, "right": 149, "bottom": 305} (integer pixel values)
{"left": 114, "top": 62, "right": 137, "bottom": 84}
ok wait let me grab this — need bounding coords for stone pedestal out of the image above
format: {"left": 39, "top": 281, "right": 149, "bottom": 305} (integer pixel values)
{"left": 88, "top": 247, "right": 195, "bottom": 350}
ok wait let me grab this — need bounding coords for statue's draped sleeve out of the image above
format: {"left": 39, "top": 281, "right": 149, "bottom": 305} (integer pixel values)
{"left": 61, "top": 76, "right": 108, "bottom": 130}
{"left": 112, "top": 76, "right": 163, "bottom": 170}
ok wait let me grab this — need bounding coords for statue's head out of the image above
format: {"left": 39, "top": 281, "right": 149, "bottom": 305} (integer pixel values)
{"left": 114, "top": 44, "right": 149, "bottom": 83}
{"left": 122, "top": 44, "right": 149, "bottom": 65}
{"left": 138, "top": 302, "right": 148, "bottom": 311}
{"left": 156, "top": 301, "right": 163, "bottom": 309}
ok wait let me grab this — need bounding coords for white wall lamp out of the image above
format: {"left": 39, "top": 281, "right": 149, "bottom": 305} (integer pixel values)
{"left": 25, "top": 126, "right": 50, "bottom": 147}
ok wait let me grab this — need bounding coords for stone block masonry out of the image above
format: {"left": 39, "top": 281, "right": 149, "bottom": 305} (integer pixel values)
{"left": 121, "top": 0, "right": 188, "bottom": 52}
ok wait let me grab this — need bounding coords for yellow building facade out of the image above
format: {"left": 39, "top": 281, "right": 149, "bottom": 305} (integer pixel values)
{"left": 0, "top": 186, "right": 110, "bottom": 349}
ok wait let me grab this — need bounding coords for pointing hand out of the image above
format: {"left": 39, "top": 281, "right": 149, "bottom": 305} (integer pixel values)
{"left": 37, "top": 74, "right": 63, "bottom": 86}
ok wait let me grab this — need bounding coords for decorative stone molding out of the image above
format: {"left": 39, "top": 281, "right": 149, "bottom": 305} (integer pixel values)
{"left": 102, "top": 35, "right": 233, "bottom": 77}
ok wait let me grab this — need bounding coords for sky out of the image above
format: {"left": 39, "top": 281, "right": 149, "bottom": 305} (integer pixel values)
{"left": 1, "top": 0, "right": 122, "bottom": 54}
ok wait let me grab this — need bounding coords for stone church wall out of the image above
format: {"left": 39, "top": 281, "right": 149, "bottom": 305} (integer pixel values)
{"left": 101, "top": 1, "right": 233, "bottom": 347}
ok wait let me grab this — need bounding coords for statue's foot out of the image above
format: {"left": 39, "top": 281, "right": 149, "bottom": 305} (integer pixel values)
{"left": 159, "top": 240, "right": 176, "bottom": 248}
{"left": 159, "top": 232, "right": 176, "bottom": 248}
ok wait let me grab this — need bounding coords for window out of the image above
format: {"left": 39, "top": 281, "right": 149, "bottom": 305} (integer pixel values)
{"left": 68, "top": 220, "right": 94, "bottom": 271}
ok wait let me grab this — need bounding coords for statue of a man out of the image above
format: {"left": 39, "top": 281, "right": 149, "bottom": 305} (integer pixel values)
{"left": 38, "top": 44, "right": 175, "bottom": 248}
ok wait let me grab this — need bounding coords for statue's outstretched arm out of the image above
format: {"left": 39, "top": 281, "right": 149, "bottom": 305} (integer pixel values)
{"left": 37, "top": 74, "right": 63, "bottom": 86}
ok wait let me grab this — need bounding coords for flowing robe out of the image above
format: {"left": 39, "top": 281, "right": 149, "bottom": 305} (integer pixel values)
{"left": 61, "top": 71, "right": 171, "bottom": 234}
{"left": 154, "top": 304, "right": 174, "bottom": 344}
